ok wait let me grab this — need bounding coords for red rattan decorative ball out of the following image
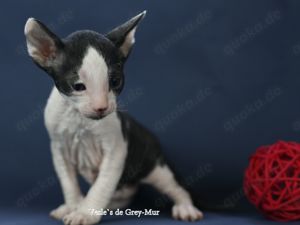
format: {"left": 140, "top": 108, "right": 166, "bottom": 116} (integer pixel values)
{"left": 244, "top": 141, "right": 300, "bottom": 221}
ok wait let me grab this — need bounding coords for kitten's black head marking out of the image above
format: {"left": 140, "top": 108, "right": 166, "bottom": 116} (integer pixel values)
{"left": 25, "top": 11, "right": 146, "bottom": 96}
{"left": 52, "top": 31, "right": 125, "bottom": 95}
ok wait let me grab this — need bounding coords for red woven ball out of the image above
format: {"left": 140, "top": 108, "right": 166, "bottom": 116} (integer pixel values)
{"left": 244, "top": 141, "right": 300, "bottom": 221}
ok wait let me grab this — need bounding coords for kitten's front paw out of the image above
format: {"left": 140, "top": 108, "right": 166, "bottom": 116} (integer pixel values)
{"left": 63, "top": 210, "right": 101, "bottom": 225}
{"left": 172, "top": 203, "right": 203, "bottom": 221}
{"left": 50, "top": 204, "right": 75, "bottom": 220}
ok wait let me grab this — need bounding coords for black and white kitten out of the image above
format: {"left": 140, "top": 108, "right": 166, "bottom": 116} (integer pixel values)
{"left": 24, "top": 11, "right": 203, "bottom": 225}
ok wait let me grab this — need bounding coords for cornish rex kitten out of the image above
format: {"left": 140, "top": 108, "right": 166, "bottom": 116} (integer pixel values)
{"left": 24, "top": 11, "right": 203, "bottom": 225}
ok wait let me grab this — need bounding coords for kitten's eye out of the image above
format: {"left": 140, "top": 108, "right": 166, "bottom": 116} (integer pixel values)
{"left": 110, "top": 76, "right": 122, "bottom": 89}
{"left": 72, "top": 83, "right": 86, "bottom": 92}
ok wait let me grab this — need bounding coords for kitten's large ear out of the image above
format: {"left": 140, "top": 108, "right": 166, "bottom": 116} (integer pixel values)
{"left": 24, "top": 18, "right": 64, "bottom": 68}
{"left": 106, "top": 11, "right": 146, "bottom": 58}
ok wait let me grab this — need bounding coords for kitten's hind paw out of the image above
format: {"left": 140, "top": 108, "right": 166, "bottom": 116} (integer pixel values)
{"left": 172, "top": 203, "right": 204, "bottom": 221}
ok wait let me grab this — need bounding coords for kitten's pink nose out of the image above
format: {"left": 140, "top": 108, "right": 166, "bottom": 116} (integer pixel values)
{"left": 91, "top": 96, "right": 108, "bottom": 114}
{"left": 94, "top": 107, "right": 108, "bottom": 114}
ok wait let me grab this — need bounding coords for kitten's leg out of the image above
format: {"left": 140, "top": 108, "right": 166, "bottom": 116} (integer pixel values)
{"left": 63, "top": 142, "right": 127, "bottom": 225}
{"left": 142, "top": 164, "right": 203, "bottom": 221}
{"left": 50, "top": 141, "right": 83, "bottom": 220}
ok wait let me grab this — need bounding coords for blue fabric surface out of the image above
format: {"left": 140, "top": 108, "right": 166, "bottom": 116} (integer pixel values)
{"left": 1, "top": 208, "right": 296, "bottom": 225}
{"left": 2, "top": 1, "right": 300, "bottom": 225}
{"left": 2, "top": 1, "right": 300, "bottom": 205}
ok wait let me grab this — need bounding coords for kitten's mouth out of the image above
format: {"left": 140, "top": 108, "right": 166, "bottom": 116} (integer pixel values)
{"left": 85, "top": 109, "right": 114, "bottom": 120}
{"left": 86, "top": 113, "right": 107, "bottom": 120}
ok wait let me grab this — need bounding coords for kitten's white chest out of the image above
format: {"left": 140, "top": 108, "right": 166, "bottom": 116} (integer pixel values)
{"left": 45, "top": 88, "right": 104, "bottom": 183}
{"left": 45, "top": 87, "right": 125, "bottom": 184}
{"left": 60, "top": 109, "right": 104, "bottom": 184}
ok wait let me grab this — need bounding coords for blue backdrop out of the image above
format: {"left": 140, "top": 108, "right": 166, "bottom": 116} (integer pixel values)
{"left": 1, "top": 0, "right": 300, "bottom": 216}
